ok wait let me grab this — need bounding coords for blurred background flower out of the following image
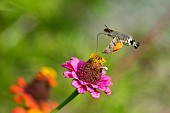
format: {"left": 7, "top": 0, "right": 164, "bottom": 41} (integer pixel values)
{"left": 9, "top": 67, "right": 58, "bottom": 113}
{"left": 0, "top": 0, "right": 170, "bottom": 113}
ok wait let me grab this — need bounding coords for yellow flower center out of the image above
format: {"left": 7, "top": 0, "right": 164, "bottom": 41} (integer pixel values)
{"left": 89, "top": 53, "right": 106, "bottom": 65}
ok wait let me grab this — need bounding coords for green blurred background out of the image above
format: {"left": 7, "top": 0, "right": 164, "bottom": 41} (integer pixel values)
{"left": 0, "top": 0, "right": 170, "bottom": 113}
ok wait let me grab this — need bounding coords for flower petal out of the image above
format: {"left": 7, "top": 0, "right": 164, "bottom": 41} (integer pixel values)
{"left": 63, "top": 71, "right": 73, "bottom": 78}
{"left": 62, "top": 57, "right": 85, "bottom": 74}
{"left": 102, "top": 70, "right": 106, "bottom": 75}
{"left": 12, "top": 107, "right": 26, "bottom": 113}
{"left": 101, "top": 75, "right": 111, "bottom": 81}
{"left": 62, "top": 61, "right": 73, "bottom": 71}
{"left": 62, "top": 57, "right": 79, "bottom": 71}
{"left": 98, "top": 80, "right": 112, "bottom": 87}
{"left": 10, "top": 85, "right": 24, "bottom": 94}
{"left": 71, "top": 71, "right": 78, "bottom": 79}
{"left": 72, "top": 80, "right": 82, "bottom": 88}
{"left": 91, "top": 84, "right": 98, "bottom": 88}
{"left": 98, "top": 85, "right": 107, "bottom": 91}
{"left": 91, "top": 91, "right": 100, "bottom": 98}
{"left": 77, "top": 86, "right": 87, "bottom": 94}
{"left": 98, "top": 75, "right": 112, "bottom": 86}
{"left": 80, "top": 80, "right": 88, "bottom": 85}
{"left": 70, "top": 57, "right": 80, "bottom": 72}
{"left": 86, "top": 86, "right": 95, "bottom": 92}
{"left": 105, "top": 87, "right": 111, "bottom": 96}
{"left": 63, "top": 70, "right": 78, "bottom": 79}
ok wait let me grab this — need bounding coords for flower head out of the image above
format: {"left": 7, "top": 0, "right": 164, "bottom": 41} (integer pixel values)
{"left": 10, "top": 67, "right": 58, "bottom": 113}
{"left": 25, "top": 67, "right": 57, "bottom": 103}
{"left": 62, "top": 53, "right": 112, "bottom": 98}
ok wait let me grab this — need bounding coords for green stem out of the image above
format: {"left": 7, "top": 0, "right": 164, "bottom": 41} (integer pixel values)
{"left": 50, "top": 89, "right": 79, "bottom": 113}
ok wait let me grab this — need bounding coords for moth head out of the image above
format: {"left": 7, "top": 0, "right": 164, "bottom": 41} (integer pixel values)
{"left": 133, "top": 41, "right": 140, "bottom": 49}
{"left": 104, "top": 25, "right": 114, "bottom": 33}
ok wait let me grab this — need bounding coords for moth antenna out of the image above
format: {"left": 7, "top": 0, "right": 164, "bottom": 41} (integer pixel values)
{"left": 96, "top": 33, "right": 107, "bottom": 52}
{"left": 105, "top": 25, "right": 109, "bottom": 29}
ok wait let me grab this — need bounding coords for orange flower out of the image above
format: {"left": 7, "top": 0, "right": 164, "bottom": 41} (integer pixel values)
{"left": 10, "top": 85, "right": 24, "bottom": 94}
{"left": 10, "top": 67, "right": 59, "bottom": 113}
{"left": 27, "top": 108, "right": 43, "bottom": 113}
{"left": 50, "top": 101, "right": 58, "bottom": 109}
{"left": 36, "top": 67, "right": 57, "bottom": 87}
{"left": 9, "top": 77, "right": 26, "bottom": 94}
{"left": 22, "top": 93, "right": 39, "bottom": 109}
{"left": 14, "top": 94, "right": 23, "bottom": 104}
{"left": 12, "top": 107, "right": 26, "bottom": 113}
{"left": 40, "top": 101, "right": 58, "bottom": 113}
{"left": 16, "top": 77, "right": 26, "bottom": 88}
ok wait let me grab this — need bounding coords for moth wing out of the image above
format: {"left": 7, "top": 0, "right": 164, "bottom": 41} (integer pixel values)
{"left": 102, "top": 38, "right": 123, "bottom": 54}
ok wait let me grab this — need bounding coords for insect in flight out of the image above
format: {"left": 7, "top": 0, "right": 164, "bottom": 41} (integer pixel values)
{"left": 96, "top": 25, "right": 140, "bottom": 54}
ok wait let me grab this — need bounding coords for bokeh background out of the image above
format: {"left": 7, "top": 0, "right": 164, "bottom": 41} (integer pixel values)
{"left": 0, "top": 0, "right": 170, "bottom": 113}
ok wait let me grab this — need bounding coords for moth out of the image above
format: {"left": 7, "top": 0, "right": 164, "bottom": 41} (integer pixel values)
{"left": 97, "top": 25, "right": 140, "bottom": 54}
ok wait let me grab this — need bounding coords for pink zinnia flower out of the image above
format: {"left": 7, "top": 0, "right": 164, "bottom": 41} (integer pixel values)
{"left": 62, "top": 53, "right": 112, "bottom": 98}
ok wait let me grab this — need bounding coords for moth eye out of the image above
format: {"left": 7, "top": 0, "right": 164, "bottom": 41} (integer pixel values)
{"left": 104, "top": 28, "right": 113, "bottom": 33}
{"left": 104, "top": 29, "right": 109, "bottom": 33}
{"left": 134, "top": 42, "right": 140, "bottom": 49}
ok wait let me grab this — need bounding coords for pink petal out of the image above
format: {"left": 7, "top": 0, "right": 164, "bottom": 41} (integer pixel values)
{"left": 101, "top": 75, "right": 111, "bottom": 81}
{"left": 62, "top": 57, "right": 82, "bottom": 72}
{"left": 77, "top": 60, "right": 85, "bottom": 68}
{"left": 62, "top": 61, "right": 74, "bottom": 71}
{"left": 91, "top": 91, "right": 100, "bottom": 98}
{"left": 102, "top": 70, "right": 106, "bottom": 75}
{"left": 91, "top": 84, "right": 98, "bottom": 88}
{"left": 71, "top": 71, "right": 78, "bottom": 79}
{"left": 77, "top": 86, "right": 87, "bottom": 94}
{"left": 63, "top": 71, "right": 78, "bottom": 79}
{"left": 98, "top": 85, "right": 107, "bottom": 91}
{"left": 80, "top": 80, "right": 88, "bottom": 85}
{"left": 70, "top": 57, "right": 80, "bottom": 72}
{"left": 72, "top": 80, "right": 82, "bottom": 88}
{"left": 63, "top": 71, "right": 73, "bottom": 78}
{"left": 86, "top": 86, "right": 95, "bottom": 92}
{"left": 98, "top": 75, "right": 112, "bottom": 86}
{"left": 98, "top": 81, "right": 112, "bottom": 87}
{"left": 105, "top": 87, "right": 111, "bottom": 96}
